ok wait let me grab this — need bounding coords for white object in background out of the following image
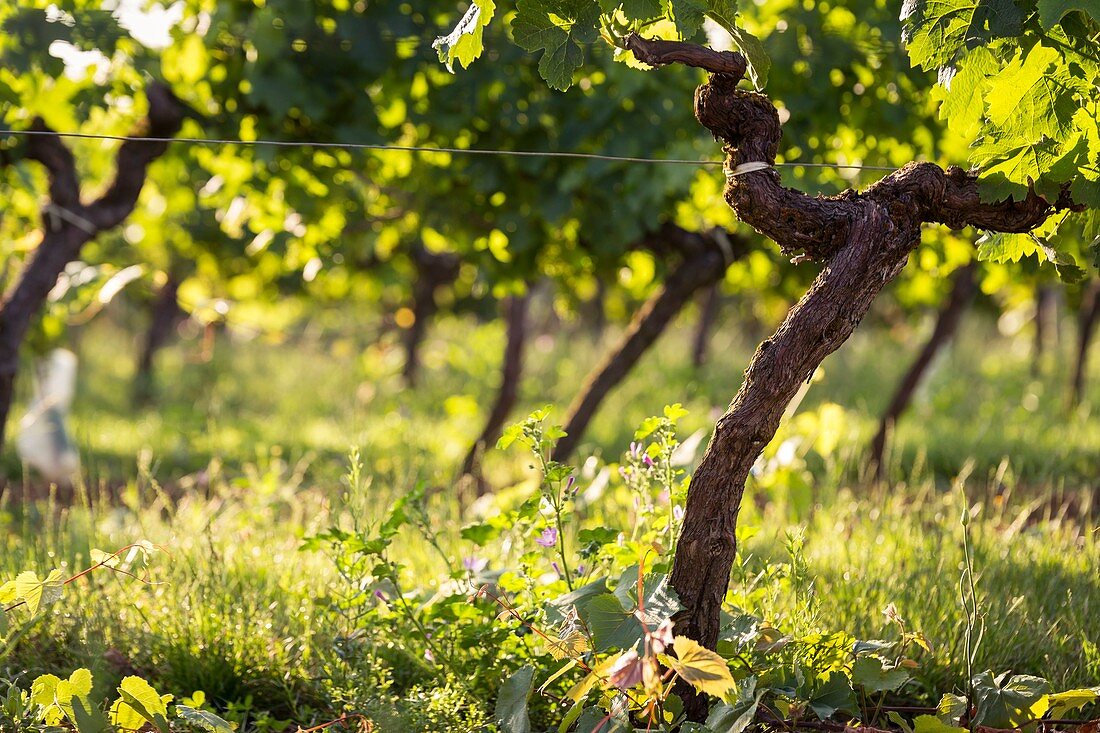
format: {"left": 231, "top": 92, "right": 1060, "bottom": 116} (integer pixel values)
{"left": 16, "top": 348, "right": 81, "bottom": 483}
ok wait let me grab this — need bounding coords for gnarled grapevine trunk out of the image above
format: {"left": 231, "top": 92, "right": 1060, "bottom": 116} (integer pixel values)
{"left": 868, "top": 262, "right": 976, "bottom": 476}
{"left": 460, "top": 292, "right": 530, "bottom": 487}
{"left": 630, "top": 55, "right": 1074, "bottom": 719}
{"left": 401, "top": 245, "right": 460, "bottom": 386}
{"left": 133, "top": 274, "right": 185, "bottom": 406}
{"left": 552, "top": 226, "right": 740, "bottom": 463}
{"left": 0, "top": 85, "right": 184, "bottom": 453}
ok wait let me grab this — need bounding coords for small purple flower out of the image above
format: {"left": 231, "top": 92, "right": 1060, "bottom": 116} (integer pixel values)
{"left": 374, "top": 589, "right": 388, "bottom": 602}
{"left": 536, "top": 527, "right": 558, "bottom": 547}
{"left": 424, "top": 648, "right": 435, "bottom": 663}
{"left": 463, "top": 556, "right": 488, "bottom": 573}
{"left": 576, "top": 564, "right": 586, "bottom": 576}
{"left": 630, "top": 441, "right": 641, "bottom": 457}
{"left": 565, "top": 475, "right": 576, "bottom": 495}
{"left": 551, "top": 561, "right": 562, "bottom": 576}
{"left": 643, "top": 454, "right": 655, "bottom": 467}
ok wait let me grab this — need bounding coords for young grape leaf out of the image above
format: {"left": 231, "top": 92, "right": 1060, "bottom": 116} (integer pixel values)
{"left": 666, "top": 636, "right": 736, "bottom": 698}
{"left": 975, "top": 231, "right": 1040, "bottom": 263}
{"left": 176, "top": 704, "right": 236, "bottom": 732}
{"left": 12, "top": 569, "right": 64, "bottom": 615}
{"left": 433, "top": 0, "right": 497, "bottom": 72}
{"left": 805, "top": 670, "right": 859, "bottom": 720}
{"left": 852, "top": 656, "right": 911, "bottom": 693}
{"left": 1044, "top": 687, "right": 1100, "bottom": 719}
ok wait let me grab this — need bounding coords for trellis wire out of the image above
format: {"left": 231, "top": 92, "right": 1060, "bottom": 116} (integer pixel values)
{"left": 1, "top": 128, "right": 900, "bottom": 173}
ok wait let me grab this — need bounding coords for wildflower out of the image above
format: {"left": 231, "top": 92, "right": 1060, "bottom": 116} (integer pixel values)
{"left": 565, "top": 475, "right": 576, "bottom": 495}
{"left": 536, "top": 527, "right": 558, "bottom": 547}
{"left": 643, "top": 454, "right": 654, "bottom": 467}
{"left": 424, "top": 648, "right": 435, "bottom": 663}
{"left": 673, "top": 505, "right": 684, "bottom": 522}
{"left": 576, "top": 564, "right": 586, "bottom": 576}
{"left": 630, "top": 441, "right": 641, "bottom": 457}
{"left": 463, "top": 556, "right": 488, "bottom": 573}
{"left": 374, "top": 589, "right": 387, "bottom": 602}
{"left": 551, "top": 561, "right": 562, "bottom": 577}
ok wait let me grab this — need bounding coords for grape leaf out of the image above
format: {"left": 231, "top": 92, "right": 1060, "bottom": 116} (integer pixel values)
{"left": 985, "top": 44, "right": 1084, "bottom": 143}
{"left": 433, "top": 0, "right": 497, "bottom": 73}
{"left": 622, "top": 0, "right": 664, "bottom": 21}
{"left": 726, "top": 24, "right": 769, "bottom": 90}
{"left": 495, "top": 665, "right": 534, "bottom": 733}
{"left": 975, "top": 231, "right": 1040, "bottom": 263}
{"left": 511, "top": 0, "right": 600, "bottom": 90}
{"left": 666, "top": 0, "right": 708, "bottom": 39}
{"left": 666, "top": 636, "right": 737, "bottom": 698}
{"left": 937, "top": 46, "right": 996, "bottom": 134}
{"left": 176, "top": 705, "right": 236, "bottom": 732}
{"left": 902, "top": 0, "right": 1023, "bottom": 70}
{"left": 1037, "top": 0, "right": 1100, "bottom": 28}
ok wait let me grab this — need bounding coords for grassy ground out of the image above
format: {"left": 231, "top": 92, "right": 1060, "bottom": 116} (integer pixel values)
{"left": 0, "top": 300, "right": 1097, "bottom": 730}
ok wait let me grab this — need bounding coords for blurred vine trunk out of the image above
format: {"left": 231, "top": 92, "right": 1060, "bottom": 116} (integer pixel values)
{"left": 868, "top": 261, "right": 976, "bottom": 477}
{"left": 691, "top": 282, "right": 721, "bottom": 368}
{"left": 551, "top": 228, "right": 736, "bottom": 463}
{"left": 1070, "top": 279, "right": 1100, "bottom": 406}
{"left": 401, "top": 246, "right": 460, "bottom": 387}
{"left": 586, "top": 278, "right": 607, "bottom": 339}
{"left": 1032, "top": 284, "right": 1059, "bottom": 376}
{"left": 0, "top": 84, "right": 184, "bottom": 453}
{"left": 460, "top": 291, "right": 531, "bottom": 489}
{"left": 133, "top": 275, "right": 185, "bottom": 407}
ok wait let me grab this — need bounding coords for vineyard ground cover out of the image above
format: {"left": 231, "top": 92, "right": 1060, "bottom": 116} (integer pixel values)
{"left": 0, "top": 302, "right": 1096, "bottom": 730}
{"left": 2, "top": 302, "right": 1094, "bottom": 490}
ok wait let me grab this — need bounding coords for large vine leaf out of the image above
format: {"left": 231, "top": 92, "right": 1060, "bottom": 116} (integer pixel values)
{"left": 901, "top": 0, "right": 1023, "bottom": 70}
{"left": 1037, "top": 0, "right": 1100, "bottom": 28}
{"left": 971, "top": 671, "right": 1052, "bottom": 729}
{"left": 985, "top": 44, "right": 1085, "bottom": 143}
{"left": 433, "top": 0, "right": 497, "bottom": 72}
{"left": 495, "top": 665, "right": 535, "bottom": 733}
{"left": 512, "top": 0, "right": 601, "bottom": 90}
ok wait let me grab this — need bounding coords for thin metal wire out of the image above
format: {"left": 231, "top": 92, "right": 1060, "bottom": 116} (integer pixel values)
{"left": 0, "top": 127, "right": 901, "bottom": 172}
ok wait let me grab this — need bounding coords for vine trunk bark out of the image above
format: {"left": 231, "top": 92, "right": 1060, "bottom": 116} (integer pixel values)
{"left": 460, "top": 292, "right": 530, "bottom": 487}
{"left": 648, "top": 62, "right": 1069, "bottom": 720}
{"left": 868, "top": 262, "right": 976, "bottom": 476}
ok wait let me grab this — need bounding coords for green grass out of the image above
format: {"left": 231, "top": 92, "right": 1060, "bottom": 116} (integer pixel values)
{"left": 0, "top": 300, "right": 1097, "bottom": 730}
